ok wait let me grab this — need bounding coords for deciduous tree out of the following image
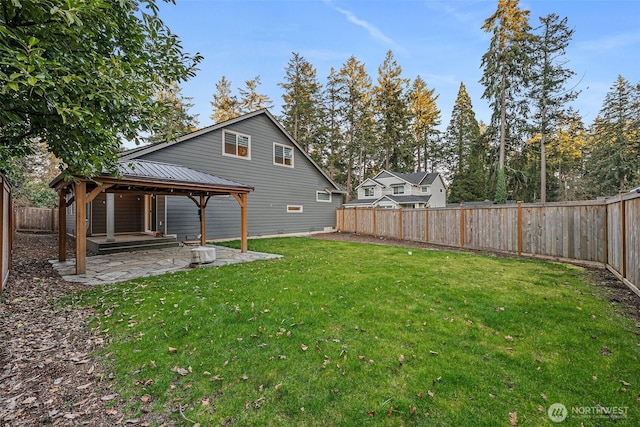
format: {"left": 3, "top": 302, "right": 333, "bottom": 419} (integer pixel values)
{"left": 0, "top": 0, "right": 201, "bottom": 178}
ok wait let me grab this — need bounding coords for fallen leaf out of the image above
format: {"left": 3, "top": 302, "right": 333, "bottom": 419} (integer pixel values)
{"left": 505, "top": 335, "right": 514, "bottom": 342}
{"left": 168, "top": 347, "right": 177, "bottom": 354}
{"left": 202, "top": 397, "right": 210, "bottom": 406}
{"left": 399, "top": 354, "right": 405, "bottom": 364}
{"left": 141, "top": 394, "right": 151, "bottom": 403}
{"left": 275, "top": 383, "right": 283, "bottom": 391}
{"left": 101, "top": 394, "right": 118, "bottom": 401}
{"left": 300, "top": 344, "right": 308, "bottom": 351}
{"left": 427, "top": 390, "right": 434, "bottom": 398}
{"left": 368, "top": 410, "right": 376, "bottom": 416}
{"left": 241, "top": 374, "right": 249, "bottom": 380}
{"left": 600, "top": 345, "right": 611, "bottom": 356}
{"left": 509, "top": 411, "right": 518, "bottom": 425}
{"left": 410, "top": 406, "right": 417, "bottom": 415}
{"left": 621, "top": 380, "right": 631, "bottom": 386}
{"left": 150, "top": 360, "right": 156, "bottom": 368}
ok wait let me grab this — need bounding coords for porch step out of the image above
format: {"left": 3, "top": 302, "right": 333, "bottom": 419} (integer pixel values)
{"left": 88, "top": 237, "right": 180, "bottom": 255}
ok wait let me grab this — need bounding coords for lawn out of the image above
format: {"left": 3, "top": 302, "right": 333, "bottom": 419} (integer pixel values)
{"left": 74, "top": 237, "right": 640, "bottom": 426}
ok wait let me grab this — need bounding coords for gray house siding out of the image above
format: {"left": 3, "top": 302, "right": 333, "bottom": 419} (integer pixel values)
{"left": 132, "top": 113, "right": 342, "bottom": 241}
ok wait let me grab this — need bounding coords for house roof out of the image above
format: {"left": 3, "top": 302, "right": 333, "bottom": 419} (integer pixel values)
{"left": 121, "top": 109, "right": 346, "bottom": 194}
{"left": 344, "top": 194, "right": 431, "bottom": 207}
{"left": 388, "top": 171, "right": 440, "bottom": 186}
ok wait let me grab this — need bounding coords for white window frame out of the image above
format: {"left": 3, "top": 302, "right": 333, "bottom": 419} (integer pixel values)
{"left": 364, "top": 187, "right": 375, "bottom": 197}
{"left": 286, "top": 205, "right": 303, "bottom": 213}
{"left": 421, "top": 185, "right": 430, "bottom": 194}
{"left": 222, "top": 130, "right": 251, "bottom": 160}
{"left": 392, "top": 185, "right": 405, "bottom": 195}
{"left": 273, "top": 142, "right": 294, "bottom": 167}
{"left": 316, "top": 191, "right": 331, "bottom": 202}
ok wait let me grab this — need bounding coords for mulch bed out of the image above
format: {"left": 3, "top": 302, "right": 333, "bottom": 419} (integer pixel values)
{"left": 0, "top": 232, "right": 638, "bottom": 426}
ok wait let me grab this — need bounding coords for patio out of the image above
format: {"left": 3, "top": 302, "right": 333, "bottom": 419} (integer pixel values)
{"left": 50, "top": 244, "right": 282, "bottom": 286}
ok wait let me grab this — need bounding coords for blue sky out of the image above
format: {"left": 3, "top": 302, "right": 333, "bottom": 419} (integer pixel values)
{"left": 156, "top": 0, "right": 640, "bottom": 131}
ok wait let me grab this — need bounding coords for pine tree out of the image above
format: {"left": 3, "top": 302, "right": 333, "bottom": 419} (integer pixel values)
{"left": 374, "top": 50, "right": 412, "bottom": 172}
{"left": 279, "top": 53, "right": 325, "bottom": 163}
{"left": 210, "top": 76, "right": 240, "bottom": 123}
{"left": 586, "top": 76, "right": 640, "bottom": 196}
{"left": 324, "top": 67, "right": 348, "bottom": 184}
{"left": 239, "top": 76, "right": 273, "bottom": 114}
{"left": 547, "top": 111, "right": 588, "bottom": 201}
{"left": 408, "top": 76, "right": 441, "bottom": 172}
{"left": 147, "top": 82, "right": 199, "bottom": 144}
{"left": 445, "top": 83, "right": 486, "bottom": 203}
{"left": 480, "top": 0, "right": 532, "bottom": 203}
{"left": 528, "top": 14, "right": 578, "bottom": 202}
{"left": 334, "top": 56, "right": 375, "bottom": 199}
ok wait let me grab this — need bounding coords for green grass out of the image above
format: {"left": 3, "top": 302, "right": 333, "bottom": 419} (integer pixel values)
{"left": 74, "top": 237, "right": 640, "bottom": 426}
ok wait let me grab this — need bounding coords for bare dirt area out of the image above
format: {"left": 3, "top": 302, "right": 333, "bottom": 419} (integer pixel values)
{"left": 0, "top": 232, "right": 637, "bottom": 426}
{"left": 0, "top": 232, "right": 173, "bottom": 426}
{"left": 310, "top": 232, "right": 640, "bottom": 323}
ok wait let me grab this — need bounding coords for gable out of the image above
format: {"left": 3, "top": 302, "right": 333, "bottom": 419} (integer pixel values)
{"left": 121, "top": 109, "right": 344, "bottom": 194}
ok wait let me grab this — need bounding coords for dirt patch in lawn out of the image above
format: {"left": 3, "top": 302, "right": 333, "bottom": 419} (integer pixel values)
{"left": 0, "top": 232, "right": 174, "bottom": 426}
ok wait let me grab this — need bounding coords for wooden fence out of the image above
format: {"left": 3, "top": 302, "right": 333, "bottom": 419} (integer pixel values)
{"left": 337, "top": 192, "right": 640, "bottom": 297}
{"left": 1, "top": 173, "right": 13, "bottom": 295}
{"left": 14, "top": 206, "right": 58, "bottom": 232}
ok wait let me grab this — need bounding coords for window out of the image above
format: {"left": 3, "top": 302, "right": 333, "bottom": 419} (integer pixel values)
{"left": 274, "top": 143, "right": 293, "bottom": 167}
{"left": 364, "top": 187, "right": 375, "bottom": 197}
{"left": 287, "top": 205, "right": 303, "bottom": 213}
{"left": 392, "top": 185, "right": 405, "bottom": 195}
{"left": 421, "top": 185, "right": 430, "bottom": 194}
{"left": 222, "top": 130, "right": 250, "bottom": 159}
{"left": 316, "top": 191, "right": 331, "bottom": 202}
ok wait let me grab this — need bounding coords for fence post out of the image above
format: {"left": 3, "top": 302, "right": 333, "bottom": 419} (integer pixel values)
{"left": 399, "top": 208, "right": 403, "bottom": 241}
{"left": 460, "top": 205, "right": 465, "bottom": 248}
{"left": 354, "top": 207, "right": 358, "bottom": 234}
{"left": 373, "top": 208, "right": 377, "bottom": 237}
{"left": 620, "top": 193, "right": 626, "bottom": 279}
{"left": 604, "top": 201, "right": 608, "bottom": 266}
{"left": 517, "top": 202, "right": 523, "bottom": 256}
{"left": 425, "top": 208, "right": 429, "bottom": 244}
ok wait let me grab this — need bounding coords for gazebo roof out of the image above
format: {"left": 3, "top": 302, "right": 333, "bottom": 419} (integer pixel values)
{"left": 50, "top": 160, "right": 253, "bottom": 196}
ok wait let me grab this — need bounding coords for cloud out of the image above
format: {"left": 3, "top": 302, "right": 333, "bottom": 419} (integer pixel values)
{"left": 323, "top": 0, "right": 405, "bottom": 52}
{"left": 578, "top": 30, "right": 640, "bottom": 53}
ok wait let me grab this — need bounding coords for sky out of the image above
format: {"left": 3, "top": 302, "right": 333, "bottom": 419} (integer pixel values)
{"left": 155, "top": 0, "right": 640, "bottom": 132}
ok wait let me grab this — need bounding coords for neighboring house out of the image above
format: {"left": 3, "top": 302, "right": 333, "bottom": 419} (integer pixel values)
{"left": 344, "top": 170, "right": 446, "bottom": 209}
{"left": 71, "top": 109, "right": 345, "bottom": 242}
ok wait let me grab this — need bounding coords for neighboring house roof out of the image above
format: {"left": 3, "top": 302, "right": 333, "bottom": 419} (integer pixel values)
{"left": 121, "top": 109, "right": 346, "bottom": 194}
{"left": 344, "top": 194, "right": 431, "bottom": 207}
{"left": 382, "top": 194, "right": 431, "bottom": 204}
{"left": 390, "top": 171, "right": 440, "bottom": 186}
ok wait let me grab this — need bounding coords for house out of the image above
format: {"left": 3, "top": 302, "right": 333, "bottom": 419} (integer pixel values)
{"left": 344, "top": 170, "right": 446, "bottom": 209}
{"left": 63, "top": 109, "right": 345, "bottom": 245}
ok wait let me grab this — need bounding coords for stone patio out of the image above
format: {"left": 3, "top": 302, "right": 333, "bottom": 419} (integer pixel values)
{"left": 50, "top": 244, "right": 282, "bottom": 285}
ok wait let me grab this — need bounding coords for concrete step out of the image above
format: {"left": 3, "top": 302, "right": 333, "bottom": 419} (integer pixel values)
{"left": 95, "top": 240, "right": 180, "bottom": 255}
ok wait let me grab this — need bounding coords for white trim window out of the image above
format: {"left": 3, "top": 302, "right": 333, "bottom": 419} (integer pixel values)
{"left": 287, "top": 205, "right": 303, "bottom": 213}
{"left": 421, "top": 185, "right": 430, "bottom": 194}
{"left": 364, "top": 187, "right": 375, "bottom": 197}
{"left": 392, "top": 185, "right": 405, "bottom": 195}
{"left": 316, "top": 191, "right": 331, "bottom": 202}
{"left": 222, "top": 130, "right": 251, "bottom": 159}
{"left": 274, "top": 142, "right": 293, "bottom": 167}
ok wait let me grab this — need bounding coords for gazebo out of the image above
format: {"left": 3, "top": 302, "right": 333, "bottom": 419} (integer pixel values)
{"left": 50, "top": 160, "right": 254, "bottom": 275}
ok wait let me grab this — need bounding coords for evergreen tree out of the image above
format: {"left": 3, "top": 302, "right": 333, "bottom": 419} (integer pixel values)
{"left": 547, "top": 111, "right": 588, "bottom": 201}
{"left": 374, "top": 50, "right": 412, "bottom": 172}
{"left": 324, "top": 67, "right": 348, "bottom": 184}
{"left": 210, "top": 76, "right": 240, "bottom": 123}
{"left": 586, "top": 76, "right": 640, "bottom": 196}
{"left": 334, "top": 56, "right": 375, "bottom": 199}
{"left": 480, "top": 0, "right": 532, "bottom": 203}
{"left": 146, "top": 82, "right": 199, "bottom": 144}
{"left": 528, "top": 14, "right": 578, "bottom": 202}
{"left": 239, "top": 75, "right": 273, "bottom": 113}
{"left": 408, "top": 76, "right": 441, "bottom": 172}
{"left": 445, "top": 83, "right": 486, "bottom": 203}
{"left": 279, "top": 53, "right": 325, "bottom": 163}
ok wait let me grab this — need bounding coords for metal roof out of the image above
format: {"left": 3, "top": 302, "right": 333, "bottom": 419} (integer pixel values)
{"left": 115, "top": 160, "right": 252, "bottom": 189}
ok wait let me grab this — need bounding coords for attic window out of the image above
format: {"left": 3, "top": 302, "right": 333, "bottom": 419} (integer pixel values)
{"left": 364, "top": 188, "right": 374, "bottom": 197}
{"left": 274, "top": 143, "right": 293, "bottom": 167}
{"left": 223, "top": 130, "right": 251, "bottom": 159}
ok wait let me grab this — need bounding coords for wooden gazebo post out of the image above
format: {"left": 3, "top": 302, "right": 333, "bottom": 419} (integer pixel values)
{"left": 233, "top": 192, "right": 248, "bottom": 253}
{"left": 74, "top": 181, "right": 87, "bottom": 274}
